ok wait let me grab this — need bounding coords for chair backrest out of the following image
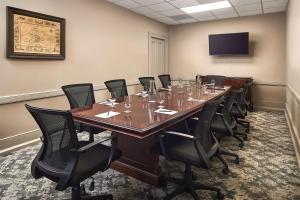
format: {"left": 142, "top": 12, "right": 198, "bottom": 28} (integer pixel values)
{"left": 25, "top": 105, "right": 78, "bottom": 183}
{"left": 62, "top": 83, "right": 95, "bottom": 109}
{"left": 221, "top": 89, "right": 241, "bottom": 123}
{"left": 205, "top": 75, "right": 225, "bottom": 87}
{"left": 242, "top": 79, "right": 253, "bottom": 97}
{"left": 139, "top": 77, "right": 156, "bottom": 91}
{"left": 193, "top": 97, "right": 224, "bottom": 153}
{"left": 104, "top": 79, "right": 128, "bottom": 98}
{"left": 158, "top": 74, "right": 171, "bottom": 88}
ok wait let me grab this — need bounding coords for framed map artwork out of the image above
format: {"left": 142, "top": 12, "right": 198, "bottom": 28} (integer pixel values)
{"left": 6, "top": 7, "right": 65, "bottom": 59}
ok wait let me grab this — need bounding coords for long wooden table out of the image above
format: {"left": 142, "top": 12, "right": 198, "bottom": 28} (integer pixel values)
{"left": 71, "top": 86, "right": 230, "bottom": 186}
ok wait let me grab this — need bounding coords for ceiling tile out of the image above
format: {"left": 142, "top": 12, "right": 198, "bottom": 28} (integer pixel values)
{"left": 133, "top": 0, "right": 165, "bottom": 6}
{"left": 131, "top": 6, "right": 155, "bottom": 14}
{"left": 238, "top": 9, "right": 263, "bottom": 16}
{"left": 235, "top": 3, "right": 262, "bottom": 12}
{"left": 188, "top": 11, "right": 215, "bottom": 18}
{"left": 176, "top": 18, "right": 197, "bottom": 24}
{"left": 216, "top": 12, "right": 239, "bottom": 19}
{"left": 163, "top": 9, "right": 186, "bottom": 16}
{"left": 263, "top": 6, "right": 286, "bottom": 13}
{"left": 263, "top": 0, "right": 288, "bottom": 9}
{"left": 168, "top": 0, "right": 200, "bottom": 8}
{"left": 105, "top": 0, "right": 288, "bottom": 25}
{"left": 211, "top": 7, "right": 237, "bottom": 15}
{"left": 144, "top": 12, "right": 165, "bottom": 19}
{"left": 147, "top": 2, "right": 176, "bottom": 11}
{"left": 113, "top": 0, "right": 141, "bottom": 9}
{"left": 229, "top": 0, "right": 261, "bottom": 6}
{"left": 156, "top": 17, "right": 178, "bottom": 24}
{"left": 197, "top": 0, "right": 222, "bottom": 4}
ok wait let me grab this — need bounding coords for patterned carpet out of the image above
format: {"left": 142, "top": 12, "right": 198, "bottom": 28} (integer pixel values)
{"left": 0, "top": 110, "right": 300, "bottom": 200}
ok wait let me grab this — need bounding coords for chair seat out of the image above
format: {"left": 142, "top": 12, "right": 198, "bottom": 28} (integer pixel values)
{"left": 211, "top": 115, "right": 235, "bottom": 135}
{"left": 231, "top": 106, "right": 246, "bottom": 119}
{"left": 70, "top": 142, "right": 121, "bottom": 185}
{"left": 154, "top": 135, "right": 208, "bottom": 169}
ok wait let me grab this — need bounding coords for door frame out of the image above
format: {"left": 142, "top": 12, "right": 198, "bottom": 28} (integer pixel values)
{"left": 148, "top": 32, "right": 169, "bottom": 76}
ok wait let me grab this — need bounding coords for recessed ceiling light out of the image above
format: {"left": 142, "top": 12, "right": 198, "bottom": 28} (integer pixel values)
{"left": 181, "top": 1, "right": 231, "bottom": 14}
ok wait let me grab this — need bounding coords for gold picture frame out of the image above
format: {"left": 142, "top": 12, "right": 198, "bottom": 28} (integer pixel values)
{"left": 7, "top": 7, "right": 65, "bottom": 59}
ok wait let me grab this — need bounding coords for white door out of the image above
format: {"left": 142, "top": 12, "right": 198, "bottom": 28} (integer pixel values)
{"left": 149, "top": 37, "right": 166, "bottom": 87}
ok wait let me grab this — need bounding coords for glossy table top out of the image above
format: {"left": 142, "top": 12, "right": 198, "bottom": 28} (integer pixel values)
{"left": 71, "top": 85, "right": 230, "bottom": 138}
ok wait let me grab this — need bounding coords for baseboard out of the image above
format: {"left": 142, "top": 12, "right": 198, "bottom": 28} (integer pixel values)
{"left": 253, "top": 100, "right": 285, "bottom": 111}
{"left": 285, "top": 104, "right": 300, "bottom": 169}
{"left": 254, "top": 106, "right": 285, "bottom": 111}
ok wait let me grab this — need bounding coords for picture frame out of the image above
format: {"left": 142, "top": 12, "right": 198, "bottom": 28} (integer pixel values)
{"left": 6, "top": 6, "right": 65, "bottom": 60}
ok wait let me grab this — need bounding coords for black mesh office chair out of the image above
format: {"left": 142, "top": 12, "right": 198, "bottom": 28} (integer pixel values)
{"left": 231, "top": 88, "right": 250, "bottom": 134}
{"left": 158, "top": 74, "right": 171, "bottom": 88}
{"left": 205, "top": 75, "right": 225, "bottom": 87}
{"left": 138, "top": 77, "right": 156, "bottom": 91}
{"left": 155, "top": 100, "right": 225, "bottom": 200}
{"left": 104, "top": 79, "right": 128, "bottom": 98}
{"left": 187, "top": 97, "right": 240, "bottom": 175}
{"left": 211, "top": 89, "right": 245, "bottom": 148}
{"left": 62, "top": 83, "right": 104, "bottom": 142}
{"left": 25, "top": 104, "right": 121, "bottom": 200}
{"left": 242, "top": 79, "right": 253, "bottom": 111}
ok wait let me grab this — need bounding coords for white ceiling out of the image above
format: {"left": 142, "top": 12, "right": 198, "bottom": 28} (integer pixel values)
{"left": 106, "top": 0, "right": 289, "bottom": 25}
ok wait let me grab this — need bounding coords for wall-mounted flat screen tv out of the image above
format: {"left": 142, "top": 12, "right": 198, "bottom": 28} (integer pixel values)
{"left": 209, "top": 32, "right": 249, "bottom": 55}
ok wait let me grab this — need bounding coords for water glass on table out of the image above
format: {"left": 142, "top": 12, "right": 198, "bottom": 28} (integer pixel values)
{"left": 211, "top": 79, "right": 216, "bottom": 93}
{"left": 157, "top": 92, "right": 165, "bottom": 108}
{"left": 187, "top": 86, "right": 193, "bottom": 101}
{"left": 109, "top": 92, "right": 117, "bottom": 108}
{"left": 124, "top": 96, "right": 132, "bottom": 113}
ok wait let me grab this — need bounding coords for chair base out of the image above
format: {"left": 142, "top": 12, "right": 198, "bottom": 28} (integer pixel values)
{"left": 71, "top": 184, "right": 113, "bottom": 200}
{"left": 237, "top": 119, "right": 250, "bottom": 133}
{"left": 215, "top": 148, "right": 240, "bottom": 174}
{"left": 163, "top": 164, "right": 224, "bottom": 200}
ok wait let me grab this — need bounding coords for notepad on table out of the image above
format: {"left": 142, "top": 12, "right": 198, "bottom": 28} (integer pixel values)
{"left": 154, "top": 109, "right": 177, "bottom": 115}
{"left": 97, "top": 100, "right": 119, "bottom": 106}
{"left": 95, "top": 111, "right": 120, "bottom": 119}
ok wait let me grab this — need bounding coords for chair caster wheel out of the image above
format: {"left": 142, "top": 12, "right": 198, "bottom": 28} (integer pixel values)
{"left": 217, "top": 192, "right": 225, "bottom": 200}
{"left": 222, "top": 167, "right": 229, "bottom": 175}
{"left": 235, "top": 157, "right": 240, "bottom": 164}
{"left": 239, "top": 143, "right": 244, "bottom": 148}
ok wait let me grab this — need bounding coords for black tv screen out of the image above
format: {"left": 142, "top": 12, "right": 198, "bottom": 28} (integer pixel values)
{"left": 209, "top": 32, "right": 249, "bottom": 55}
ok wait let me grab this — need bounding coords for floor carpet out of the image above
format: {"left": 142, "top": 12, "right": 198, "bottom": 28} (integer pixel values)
{"left": 0, "top": 110, "right": 300, "bottom": 200}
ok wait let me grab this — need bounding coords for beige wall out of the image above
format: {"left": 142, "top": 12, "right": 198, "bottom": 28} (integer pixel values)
{"left": 169, "top": 13, "right": 286, "bottom": 109}
{"left": 286, "top": 0, "right": 300, "bottom": 166}
{"left": 0, "top": 0, "right": 168, "bottom": 152}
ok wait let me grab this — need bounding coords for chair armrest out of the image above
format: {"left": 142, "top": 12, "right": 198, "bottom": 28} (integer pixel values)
{"left": 190, "top": 117, "right": 199, "bottom": 121}
{"left": 73, "top": 136, "right": 116, "bottom": 153}
{"left": 215, "top": 112, "right": 224, "bottom": 116}
{"left": 163, "top": 131, "right": 195, "bottom": 139}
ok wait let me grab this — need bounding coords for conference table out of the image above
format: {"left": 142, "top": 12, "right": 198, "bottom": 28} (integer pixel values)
{"left": 71, "top": 85, "right": 231, "bottom": 186}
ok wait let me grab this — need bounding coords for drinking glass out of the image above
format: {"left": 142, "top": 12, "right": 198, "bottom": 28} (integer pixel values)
{"left": 124, "top": 96, "right": 132, "bottom": 113}
{"left": 109, "top": 92, "right": 117, "bottom": 108}
{"left": 211, "top": 79, "right": 216, "bottom": 93}
{"left": 187, "top": 86, "right": 193, "bottom": 101}
{"left": 157, "top": 92, "right": 165, "bottom": 108}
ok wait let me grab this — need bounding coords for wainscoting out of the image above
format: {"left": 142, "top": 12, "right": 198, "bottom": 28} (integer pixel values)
{"left": 0, "top": 81, "right": 142, "bottom": 155}
{"left": 286, "top": 83, "right": 300, "bottom": 168}
{"left": 252, "top": 81, "right": 286, "bottom": 111}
